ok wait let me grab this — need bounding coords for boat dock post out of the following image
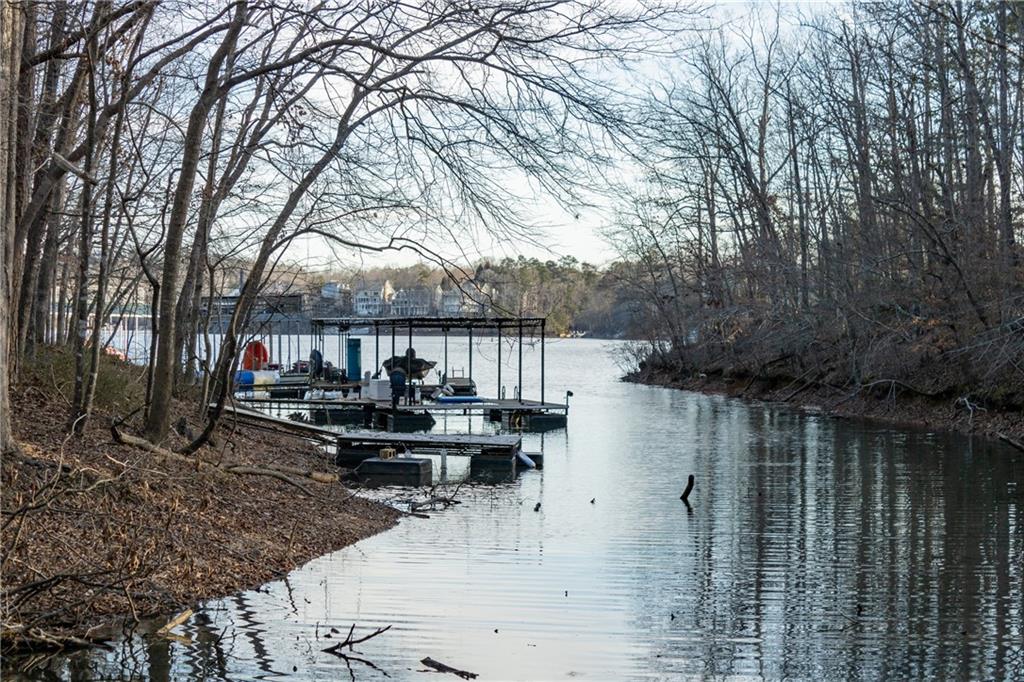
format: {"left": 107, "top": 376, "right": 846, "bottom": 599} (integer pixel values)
{"left": 540, "top": 318, "right": 545, "bottom": 404}
{"left": 518, "top": 319, "right": 523, "bottom": 403}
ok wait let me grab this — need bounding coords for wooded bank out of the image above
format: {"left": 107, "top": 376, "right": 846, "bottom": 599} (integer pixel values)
{"left": 614, "top": 3, "right": 1023, "bottom": 422}
{"left": 1, "top": 348, "right": 398, "bottom": 653}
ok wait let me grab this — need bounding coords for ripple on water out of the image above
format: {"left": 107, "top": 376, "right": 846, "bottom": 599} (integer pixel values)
{"left": 11, "top": 339, "right": 1024, "bottom": 681}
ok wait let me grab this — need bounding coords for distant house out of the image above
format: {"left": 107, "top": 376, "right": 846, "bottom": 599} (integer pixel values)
{"left": 321, "top": 281, "right": 351, "bottom": 304}
{"left": 353, "top": 280, "right": 394, "bottom": 316}
{"left": 319, "top": 281, "right": 353, "bottom": 314}
{"left": 439, "top": 288, "right": 465, "bottom": 316}
{"left": 106, "top": 303, "right": 152, "bottom": 330}
{"left": 259, "top": 293, "right": 305, "bottom": 315}
{"left": 437, "top": 282, "right": 498, "bottom": 316}
{"left": 203, "top": 290, "right": 305, "bottom": 318}
{"left": 391, "top": 285, "right": 435, "bottom": 316}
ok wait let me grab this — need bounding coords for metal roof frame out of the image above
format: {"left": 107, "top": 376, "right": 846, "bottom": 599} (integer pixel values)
{"left": 309, "top": 315, "right": 550, "bottom": 403}
{"left": 311, "top": 316, "right": 546, "bottom": 331}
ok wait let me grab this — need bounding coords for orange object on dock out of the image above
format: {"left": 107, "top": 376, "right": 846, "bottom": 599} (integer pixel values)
{"left": 242, "top": 341, "right": 269, "bottom": 370}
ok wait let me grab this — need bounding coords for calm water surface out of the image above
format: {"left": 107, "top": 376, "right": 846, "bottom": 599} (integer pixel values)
{"left": 20, "top": 338, "right": 1024, "bottom": 680}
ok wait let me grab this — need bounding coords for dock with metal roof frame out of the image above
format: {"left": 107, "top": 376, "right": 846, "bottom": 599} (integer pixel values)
{"left": 240, "top": 315, "right": 569, "bottom": 431}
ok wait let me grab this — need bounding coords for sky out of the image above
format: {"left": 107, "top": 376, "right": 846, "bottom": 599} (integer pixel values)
{"left": 266, "top": 2, "right": 675, "bottom": 274}
{"left": 284, "top": 192, "right": 620, "bottom": 273}
{"left": 273, "top": 1, "right": 829, "bottom": 275}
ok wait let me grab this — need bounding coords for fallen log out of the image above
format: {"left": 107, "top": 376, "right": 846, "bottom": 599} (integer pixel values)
{"left": 110, "top": 423, "right": 335, "bottom": 495}
{"left": 266, "top": 464, "right": 338, "bottom": 484}
{"left": 225, "top": 465, "right": 312, "bottom": 496}
{"left": 1, "top": 624, "right": 112, "bottom": 653}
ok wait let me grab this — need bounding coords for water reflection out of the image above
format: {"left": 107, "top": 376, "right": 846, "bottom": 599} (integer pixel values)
{"left": 7, "top": 340, "right": 1022, "bottom": 680}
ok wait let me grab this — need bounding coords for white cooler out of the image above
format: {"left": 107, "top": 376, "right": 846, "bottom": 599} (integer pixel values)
{"left": 366, "top": 378, "right": 391, "bottom": 401}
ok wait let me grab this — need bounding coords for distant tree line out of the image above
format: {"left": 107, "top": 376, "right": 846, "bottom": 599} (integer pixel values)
{"left": 308, "top": 257, "right": 646, "bottom": 338}
{"left": 613, "top": 2, "right": 1023, "bottom": 409}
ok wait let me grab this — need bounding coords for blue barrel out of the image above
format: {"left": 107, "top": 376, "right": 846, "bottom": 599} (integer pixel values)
{"left": 346, "top": 338, "right": 361, "bottom": 381}
{"left": 235, "top": 370, "right": 255, "bottom": 387}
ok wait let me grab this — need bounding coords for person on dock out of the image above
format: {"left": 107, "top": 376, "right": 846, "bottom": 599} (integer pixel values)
{"left": 389, "top": 368, "right": 406, "bottom": 410}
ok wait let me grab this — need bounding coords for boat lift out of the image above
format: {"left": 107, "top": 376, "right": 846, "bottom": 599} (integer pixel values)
{"left": 309, "top": 316, "right": 550, "bottom": 406}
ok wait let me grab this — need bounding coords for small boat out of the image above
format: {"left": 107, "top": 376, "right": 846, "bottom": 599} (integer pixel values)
{"left": 381, "top": 347, "right": 436, "bottom": 380}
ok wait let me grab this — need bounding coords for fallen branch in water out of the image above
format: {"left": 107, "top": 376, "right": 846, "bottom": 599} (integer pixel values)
{"left": 420, "top": 656, "right": 478, "bottom": 679}
{"left": 782, "top": 370, "right": 822, "bottom": 402}
{"left": 155, "top": 608, "right": 192, "bottom": 635}
{"left": 388, "top": 505, "right": 430, "bottom": 519}
{"left": 680, "top": 474, "right": 695, "bottom": 505}
{"left": 321, "top": 624, "right": 392, "bottom": 681}
{"left": 998, "top": 433, "right": 1024, "bottom": 453}
{"left": 1, "top": 624, "right": 113, "bottom": 654}
{"left": 409, "top": 480, "right": 466, "bottom": 513}
{"left": 829, "top": 378, "right": 944, "bottom": 411}
{"left": 410, "top": 495, "right": 462, "bottom": 513}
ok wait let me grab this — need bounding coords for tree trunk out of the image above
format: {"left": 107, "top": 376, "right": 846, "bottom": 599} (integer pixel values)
{"left": 143, "top": 3, "right": 246, "bottom": 443}
{"left": 16, "top": 1, "right": 69, "bottom": 358}
{"left": 996, "top": 0, "right": 1014, "bottom": 263}
{"left": 189, "top": 110, "right": 359, "bottom": 453}
{"left": 55, "top": 246, "right": 71, "bottom": 344}
{"left": 1, "top": 0, "right": 25, "bottom": 452}
{"left": 68, "top": 38, "right": 99, "bottom": 435}
{"left": 173, "top": 87, "right": 229, "bottom": 392}
{"left": 7, "top": 2, "right": 35, "bottom": 382}
{"left": 30, "top": 180, "right": 64, "bottom": 352}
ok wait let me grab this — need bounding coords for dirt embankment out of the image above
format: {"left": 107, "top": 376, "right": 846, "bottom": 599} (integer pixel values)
{"left": 1, "top": 348, "right": 399, "bottom": 652}
{"left": 627, "top": 365, "right": 1024, "bottom": 444}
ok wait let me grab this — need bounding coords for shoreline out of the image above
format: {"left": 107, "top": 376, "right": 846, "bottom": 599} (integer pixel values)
{"left": 1, "top": 350, "right": 400, "bottom": 654}
{"left": 626, "top": 367, "right": 1024, "bottom": 445}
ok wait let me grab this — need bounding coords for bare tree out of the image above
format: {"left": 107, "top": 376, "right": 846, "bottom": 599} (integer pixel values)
{"left": 618, "top": 1, "right": 1023, "bottom": 410}
{"left": 1, "top": 0, "right": 25, "bottom": 452}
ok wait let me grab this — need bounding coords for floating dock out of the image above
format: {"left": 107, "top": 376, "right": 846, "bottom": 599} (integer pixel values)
{"left": 222, "top": 405, "right": 538, "bottom": 485}
{"left": 357, "top": 457, "right": 432, "bottom": 487}
{"left": 335, "top": 430, "right": 521, "bottom": 460}
{"left": 239, "top": 395, "right": 568, "bottom": 431}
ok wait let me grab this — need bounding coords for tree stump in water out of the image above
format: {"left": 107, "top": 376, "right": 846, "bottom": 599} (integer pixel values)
{"left": 680, "top": 474, "right": 695, "bottom": 504}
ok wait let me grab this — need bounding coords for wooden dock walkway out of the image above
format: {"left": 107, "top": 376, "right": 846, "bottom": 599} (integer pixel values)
{"left": 222, "top": 404, "right": 535, "bottom": 482}
{"left": 223, "top": 405, "right": 521, "bottom": 456}
{"left": 221, "top": 404, "right": 339, "bottom": 443}
{"left": 336, "top": 430, "right": 521, "bottom": 454}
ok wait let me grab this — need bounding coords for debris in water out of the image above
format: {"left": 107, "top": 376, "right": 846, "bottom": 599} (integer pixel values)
{"left": 680, "top": 474, "right": 695, "bottom": 503}
{"left": 421, "top": 657, "right": 478, "bottom": 680}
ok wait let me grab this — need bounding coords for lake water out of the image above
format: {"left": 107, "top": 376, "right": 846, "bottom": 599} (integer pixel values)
{"left": 16, "top": 338, "right": 1024, "bottom": 680}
